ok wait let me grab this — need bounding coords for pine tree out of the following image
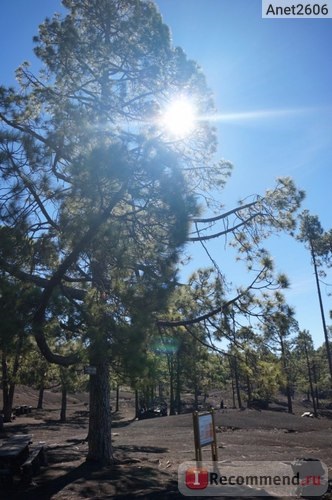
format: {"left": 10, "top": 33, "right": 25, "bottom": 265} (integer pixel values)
{"left": 0, "top": 0, "right": 219, "bottom": 463}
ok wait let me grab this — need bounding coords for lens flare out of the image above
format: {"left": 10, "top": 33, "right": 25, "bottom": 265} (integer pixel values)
{"left": 161, "top": 97, "right": 196, "bottom": 138}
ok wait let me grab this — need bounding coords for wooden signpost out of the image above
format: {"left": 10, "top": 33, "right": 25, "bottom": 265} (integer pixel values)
{"left": 193, "top": 410, "right": 218, "bottom": 462}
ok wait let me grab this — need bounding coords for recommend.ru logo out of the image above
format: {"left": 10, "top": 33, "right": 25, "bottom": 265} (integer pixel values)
{"left": 178, "top": 460, "right": 328, "bottom": 496}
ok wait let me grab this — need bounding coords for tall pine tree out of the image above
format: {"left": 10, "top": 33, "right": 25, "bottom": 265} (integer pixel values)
{"left": 0, "top": 0, "right": 221, "bottom": 463}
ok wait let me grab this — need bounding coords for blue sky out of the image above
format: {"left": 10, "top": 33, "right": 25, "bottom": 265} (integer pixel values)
{"left": 158, "top": 1, "right": 332, "bottom": 349}
{"left": 155, "top": 1, "right": 332, "bottom": 349}
{"left": 1, "top": 1, "right": 332, "bottom": 347}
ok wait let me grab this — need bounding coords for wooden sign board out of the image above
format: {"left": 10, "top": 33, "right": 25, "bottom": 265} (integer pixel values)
{"left": 84, "top": 366, "right": 97, "bottom": 375}
{"left": 193, "top": 410, "right": 218, "bottom": 462}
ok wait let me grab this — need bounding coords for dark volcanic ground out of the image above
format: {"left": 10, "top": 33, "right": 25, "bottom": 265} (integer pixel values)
{"left": 1, "top": 386, "right": 331, "bottom": 499}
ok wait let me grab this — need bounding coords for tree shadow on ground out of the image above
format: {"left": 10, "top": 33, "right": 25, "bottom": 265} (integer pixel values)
{"left": 112, "top": 418, "right": 136, "bottom": 428}
{"left": 1, "top": 445, "right": 302, "bottom": 500}
{"left": 4, "top": 455, "right": 179, "bottom": 500}
{"left": 116, "top": 444, "right": 169, "bottom": 454}
{"left": 6, "top": 414, "right": 88, "bottom": 435}
{"left": 45, "top": 443, "right": 84, "bottom": 465}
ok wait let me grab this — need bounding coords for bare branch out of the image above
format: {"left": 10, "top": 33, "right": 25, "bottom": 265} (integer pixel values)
{"left": 192, "top": 199, "right": 258, "bottom": 224}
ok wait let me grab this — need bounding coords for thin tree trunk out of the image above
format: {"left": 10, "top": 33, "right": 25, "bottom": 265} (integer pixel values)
{"left": 246, "top": 374, "right": 252, "bottom": 408}
{"left": 280, "top": 339, "right": 293, "bottom": 414}
{"left": 175, "top": 354, "right": 181, "bottom": 414}
{"left": 87, "top": 357, "right": 112, "bottom": 464}
{"left": 311, "top": 243, "right": 332, "bottom": 387}
{"left": 230, "top": 313, "right": 242, "bottom": 408}
{"left": 60, "top": 385, "right": 67, "bottom": 422}
{"left": 6, "top": 331, "right": 25, "bottom": 420}
{"left": 115, "top": 384, "right": 120, "bottom": 412}
{"left": 168, "top": 355, "right": 176, "bottom": 415}
{"left": 2, "top": 351, "right": 12, "bottom": 422}
{"left": 245, "top": 353, "right": 252, "bottom": 408}
{"left": 312, "top": 362, "right": 320, "bottom": 409}
{"left": 37, "top": 384, "right": 44, "bottom": 409}
{"left": 135, "top": 389, "right": 139, "bottom": 419}
{"left": 194, "top": 383, "right": 199, "bottom": 411}
{"left": 233, "top": 357, "right": 242, "bottom": 409}
{"left": 304, "top": 344, "right": 317, "bottom": 418}
{"left": 2, "top": 332, "right": 24, "bottom": 422}
{"left": 229, "top": 358, "right": 236, "bottom": 408}
{"left": 286, "top": 386, "right": 293, "bottom": 414}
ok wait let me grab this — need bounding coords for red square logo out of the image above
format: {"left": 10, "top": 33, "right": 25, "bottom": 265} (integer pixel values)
{"left": 185, "top": 467, "right": 209, "bottom": 490}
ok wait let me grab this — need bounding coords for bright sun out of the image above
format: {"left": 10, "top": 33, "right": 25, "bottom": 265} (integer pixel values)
{"left": 161, "top": 97, "right": 196, "bottom": 138}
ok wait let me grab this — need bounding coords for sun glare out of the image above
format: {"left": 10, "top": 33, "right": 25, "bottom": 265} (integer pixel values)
{"left": 161, "top": 97, "right": 196, "bottom": 138}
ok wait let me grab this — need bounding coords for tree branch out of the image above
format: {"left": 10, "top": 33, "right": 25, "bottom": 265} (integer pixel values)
{"left": 0, "top": 258, "right": 86, "bottom": 301}
{"left": 191, "top": 199, "right": 258, "bottom": 224}
{"left": 31, "top": 184, "right": 127, "bottom": 366}
{"left": 157, "top": 267, "right": 267, "bottom": 328}
{"left": 187, "top": 213, "right": 264, "bottom": 242}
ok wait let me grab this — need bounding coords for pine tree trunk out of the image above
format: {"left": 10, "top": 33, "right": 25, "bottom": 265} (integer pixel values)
{"left": 60, "top": 386, "right": 67, "bottom": 422}
{"left": 233, "top": 357, "right": 242, "bottom": 409}
{"left": 175, "top": 354, "right": 181, "bottom": 414}
{"left": 194, "top": 384, "right": 199, "bottom": 411}
{"left": 87, "top": 358, "right": 113, "bottom": 464}
{"left": 246, "top": 374, "right": 252, "bottom": 408}
{"left": 245, "top": 351, "right": 252, "bottom": 408}
{"left": 135, "top": 389, "right": 139, "bottom": 419}
{"left": 229, "top": 363, "right": 236, "bottom": 409}
{"left": 304, "top": 342, "right": 318, "bottom": 417}
{"left": 115, "top": 384, "right": 120, "bottom": 412}
{"left": 168, "top": 355, "right": 176, "bottom": 415}
{"left": 2, "top": 352, "right": 12, "bottom": 422}
{"left": 312, "top": 362, "right": 320, "bottom": 409}
{"left": 286, "top": 386, "right": 293, "bottom": 414}
{"left": 311, "top": 243, "right": 332, "bottom": 387}
{"left": 37, "top": 385, "right": 44, "bottom": 409}
{"left": 280, "top": 338, "right": 293, "bottom": 414}
{"left": 4, "top": 331, "right": 24, "bottom": 421}
{"left": 149, "top": 386, "right": 154, "bottom": 406}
